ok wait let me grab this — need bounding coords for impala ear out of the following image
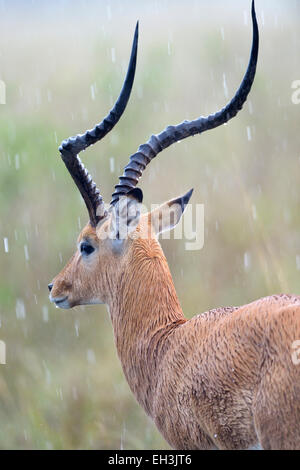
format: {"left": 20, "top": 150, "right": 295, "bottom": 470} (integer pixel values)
{"left": 109, "top": 188, "right": 143, "bottom": 242}
{"left": 150, "top": 189, "right": 193, "bottom": 235}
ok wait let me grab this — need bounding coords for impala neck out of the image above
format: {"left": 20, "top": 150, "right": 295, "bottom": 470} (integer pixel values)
{"left": 107, "top": 237, "right": 186, "bottom": 414}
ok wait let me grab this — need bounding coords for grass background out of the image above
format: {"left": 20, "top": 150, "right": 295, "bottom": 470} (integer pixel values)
{"left": 0, "top": 0, "right": 299, "bottom": 449}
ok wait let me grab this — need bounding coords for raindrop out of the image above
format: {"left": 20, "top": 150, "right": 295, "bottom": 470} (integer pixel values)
{"left": 87, "top": 349, "right": 96, "bottom": 364}
{"left": 110, "top": 133, "right": 119, "bottom": 146}
{"left": 90, "top": 84, "right": 96, "bottom": 101}
{"left": 111, "top": 48, "right": 116, "bottom": 63}
{"left": 42, "top": 305, "right": 49, "bottom": 323}
{"left": 223, "top": 73, "right": 228, "bottom": 99}
{"left": 3, "top": 237, "right": 9, "bottom": 253}
{"left": 296, "top": 255, "right": 300, "bottom": 271}
{"left": 244, "top": 252, "right": 251, "bottom": 271}
{"left": 248, "top": 100, "right": 253, "bottom": 115}
{"left": 251, "top": 204, "right": 257, "bottom": 220}
{"left": 56, "top": 387, "right": 63, "bottom": 400}
{"left": 110, "top": 157, "right": 115, "bottom": 173}
{"left": 15, "top": 153, "right": 20, "bottom": 170}
{"left": 16, "top": 299, "right": 26, "bottom": 319}
{"left": 24, "top": 244, "right": 29, "bottom": 261}
{"left": 75, "top": 320, "right": 80, "bottom": 337}
{"left": 120, "top": 422, "right": 126, "bottom": 450}
{"left": 167, "top": 41, "right": 171, "bottom": 55}
{"left": 246, "top": 126, "right": 252, "bottom": 141}
{"left": 220, "top": 27, "right": 224, "bottom": 40}
{"left": 106, "top": 4, "right": 112, "bottom": 20}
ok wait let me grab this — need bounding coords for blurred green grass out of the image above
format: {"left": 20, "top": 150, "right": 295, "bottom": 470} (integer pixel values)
{"left": 0, "top": 0, "right": 299, "bottom": 449}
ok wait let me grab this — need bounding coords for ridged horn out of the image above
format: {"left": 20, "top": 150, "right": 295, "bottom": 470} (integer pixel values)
{"left": 110, "top": 1, "right": 258, "bottom": 205}
{"left": 59, "top": 22, "right": 139, "bottom": 226}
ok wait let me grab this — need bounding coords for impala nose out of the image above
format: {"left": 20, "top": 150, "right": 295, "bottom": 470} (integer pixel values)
{"left": 48, "top": 283, "right": 53, "bottom": 292}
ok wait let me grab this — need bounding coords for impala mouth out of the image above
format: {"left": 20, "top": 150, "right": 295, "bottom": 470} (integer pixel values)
{"left": 49, "top": 295, "right": 70, "bottom": 309}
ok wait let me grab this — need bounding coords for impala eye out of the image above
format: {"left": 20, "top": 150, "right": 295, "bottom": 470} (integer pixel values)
{"left": 80, "top": 242, "right": 95, "bottom": 256}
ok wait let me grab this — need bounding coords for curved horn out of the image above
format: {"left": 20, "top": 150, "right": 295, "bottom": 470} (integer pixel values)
{"left": 59, "top": 22, "right": 139, "bottom": 226}
{"left": 110, "top": 1, "right": 258, "bottom": 205}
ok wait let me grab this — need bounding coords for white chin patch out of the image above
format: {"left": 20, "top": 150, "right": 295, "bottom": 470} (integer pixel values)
{"left": 55, "top": 299, "right": 71, "bottom": 309}
{"left": 50, "top": 296, "right": 104, "bottom": 309}
{"left": 49, "top": 295, "right": 70, "bottom": 309}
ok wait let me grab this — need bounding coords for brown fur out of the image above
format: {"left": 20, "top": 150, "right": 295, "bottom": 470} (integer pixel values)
{"left": 50, "top": 213, "right": 300, "bottom": 450}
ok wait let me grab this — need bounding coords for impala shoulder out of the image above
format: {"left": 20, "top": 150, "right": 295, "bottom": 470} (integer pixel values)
{"left": 268, "top": 293, "right": 300, "bottom": 306}
{"left": 193, "top": 306, "right": 239, "bottom": 323}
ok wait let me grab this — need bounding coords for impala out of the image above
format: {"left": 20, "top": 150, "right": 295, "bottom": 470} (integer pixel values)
{"left": 49, "top": 2, "right": 300, "bottom": 449}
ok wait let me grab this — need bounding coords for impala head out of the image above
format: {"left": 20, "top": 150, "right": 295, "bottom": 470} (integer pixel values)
{"left": 49, "top": 1, "right": 259, "bottom": 309}
{"left": 49, "top": 186, "right": 193, "bottom": 309}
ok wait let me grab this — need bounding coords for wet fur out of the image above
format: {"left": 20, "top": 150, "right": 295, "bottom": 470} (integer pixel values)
{"left": 51, "top": 216, "right": 300, "bottom": 449}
